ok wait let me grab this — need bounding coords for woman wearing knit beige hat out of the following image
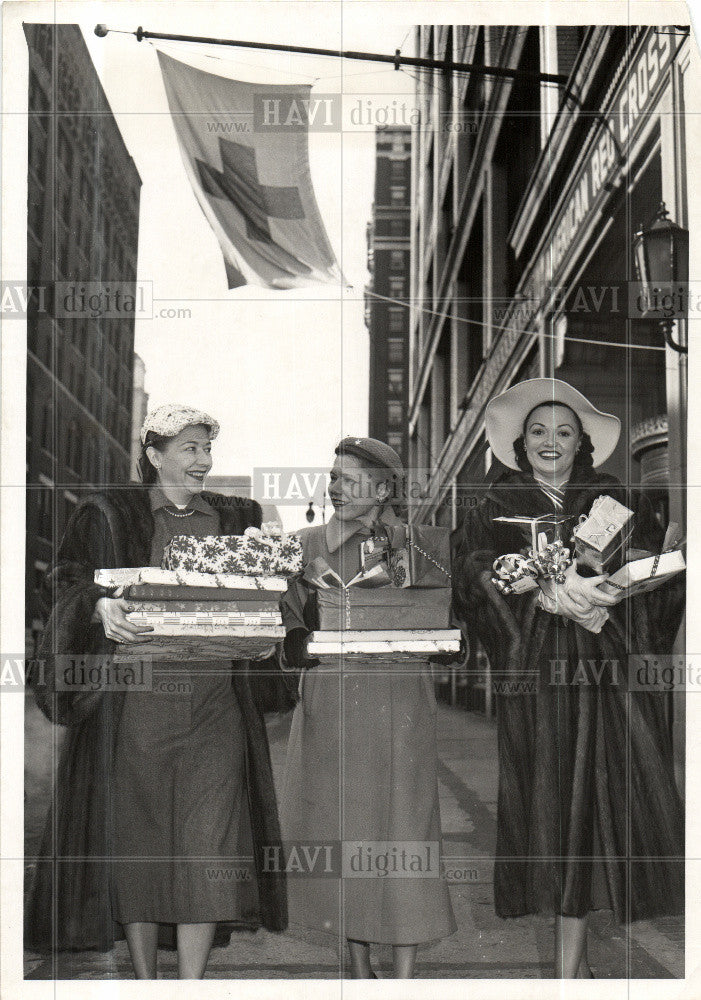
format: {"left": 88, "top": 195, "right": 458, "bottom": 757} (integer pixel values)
{"left": 452, "top": 378, "right": 684, "bottom": 978}
{"left": 25, "top": 403, "right": 289, "bottom": 976}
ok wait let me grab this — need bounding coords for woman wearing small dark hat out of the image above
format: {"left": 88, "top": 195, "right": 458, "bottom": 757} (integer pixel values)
{"left": 25, "top": 404, "right": 287, "bottom": 977}
{"left": 453, "top": 379, "right": 684, "bottom": 977}
{"left": 280, "top": 436, "right": 456, "bottom": 978}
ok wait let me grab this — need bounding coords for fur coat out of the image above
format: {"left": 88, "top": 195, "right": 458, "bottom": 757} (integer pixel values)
{"left": 25, "top": 486, "right": 288, "bottom": 952}
{"left": 452, "top": 470, "right": 684, "bottom": 922}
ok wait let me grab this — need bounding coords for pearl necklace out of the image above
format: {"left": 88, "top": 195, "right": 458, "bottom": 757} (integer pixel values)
{"left": 165, "top": 506, "right": 195, "bottom": 518}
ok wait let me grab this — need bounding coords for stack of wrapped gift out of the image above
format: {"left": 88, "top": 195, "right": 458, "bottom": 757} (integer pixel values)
{"left": 489, "top": 497, "right": 684, "bottom": 612}
{"left": 305, "top": 525, "right": 461, "bottom": 659}
{"left": 598, "top": 521, "right": 685, "bottom": 597}
{"left": 573, "top": 498, "right": 685, "bottom": 594}
{"left": 95, "top": 524, "right": 301, "bottom": 660}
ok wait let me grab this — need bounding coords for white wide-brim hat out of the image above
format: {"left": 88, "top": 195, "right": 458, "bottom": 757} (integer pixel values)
{"left": 485, "top": 378, "right": 621, "bottom": 470}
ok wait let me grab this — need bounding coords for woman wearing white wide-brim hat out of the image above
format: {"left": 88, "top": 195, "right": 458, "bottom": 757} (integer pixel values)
{"left": 453, "top": 378, "right": 684, "bottom": 978}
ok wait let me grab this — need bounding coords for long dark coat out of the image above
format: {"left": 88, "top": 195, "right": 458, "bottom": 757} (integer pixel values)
{"left": 25, "top": 486, "right": 288, "bottom": 952}
{"left": 452, "top": 470, "right": 685, "bottom": 923}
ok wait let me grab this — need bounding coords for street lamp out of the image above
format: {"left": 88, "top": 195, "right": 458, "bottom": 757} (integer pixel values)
{"left": 632, "top": 201, "right": 689, "bottom": 353}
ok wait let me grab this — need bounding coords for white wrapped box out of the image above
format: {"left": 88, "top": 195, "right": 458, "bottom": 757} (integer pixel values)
{"left": 307, "top": 629, "right": 461, "bottom": 660}
{"left": 599, "top": 550, "right": 685, "bottom": 597}
{"left": 95, "top": 567, "right": 287, "bottom": 592}
{"left": 111, "top": 626, "right": 285, "bottom": 661}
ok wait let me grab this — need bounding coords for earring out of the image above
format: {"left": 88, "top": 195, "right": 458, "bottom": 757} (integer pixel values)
{"left": 376, "top": 484, "right": 390, "bottom": 504}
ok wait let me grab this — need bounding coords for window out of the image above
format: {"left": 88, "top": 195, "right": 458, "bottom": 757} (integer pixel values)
{"left": 102, "top": 217, "right": 112, "bottom": 254}
{"left": 83, "top": 114, "right": 96, "bottom": 145}
{"left": 77, "top": 321, "right": 88, "bottom": 355}
{"left": 28, "top": 231, "right": 41, "bottom": 281}
{"left": 389, "top": 185, "right": 406, "bottom": 206}
{"left": 390, "top": 159, "right": 404, "bottom": 181}
{"left": 87, "top": 437, "right": 97, "bottom": 481}
{"left": 26, "top": 379, "right": 35, "bottom": 447}
{"left": 389, "top": 219, "right": 404, "bottom": 237}
{"left": 36, "top": 25, "right": 53, "bottom": 71}
{"left": 28, "top": 189, "right": 43, "bottom": 241}
{"left": 387, "top": 432, "right": 403, "bottom": 452}
{"left": 79, "top": 169, "right": 94, "bottom": 212}
{"left": 552, "top": 313, "right": 567, "bottom": 368}
{"left": 29, "top": 71, "right": 48, "bottom": 114}
{"left": 40, "top": 403, "right": 52, "bottom": 450}
{"left": 58, "top": 227, "right": 71, "bottom": 275}
{"left": 389, "top": 309, "right": 404, "bottom": 334}
{"left": 390, "top": 250, "right": 404, "bottom": 271}
{"left": 37, "top": 476, "right": 54, "bottom": 540}
{"left": 387, "top": 401, "right": 403, "bottom": 426}
{"left": 57, "top": 125, "right": 73, "bottom": 178}
{"left": 387, "top": 337, "right": 404, "bottom": 363}
{"left": 389, "top": 277, "right": 404, "bottom": 300}
{"left": 388, "top": 369, "right": 404, "bottom": 396}
{"left": 66, "top": 423, "right": 80, "bottom": 472}
{"left": 34, "top": 560, "right": 48, "bottom": 593}
{"left": 28, "top": 125, "right": 46, "bottom": 183}
{"left": 556, "top": 26, "right": 586, "bottom": 78}
{"left": 64, "top": 490, "right": 78, "bottom": 522}
{"left": 60, "top": 188, "right": 72, "bottom": 226}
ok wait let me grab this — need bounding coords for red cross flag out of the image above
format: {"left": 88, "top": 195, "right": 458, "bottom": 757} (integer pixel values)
{"left": 157, "top": 50, "right": 343, "bottom": 290}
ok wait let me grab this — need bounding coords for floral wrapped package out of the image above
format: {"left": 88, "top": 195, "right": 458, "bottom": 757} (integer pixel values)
{"left": 162, "top": 523, "right": 303, "bottom": 578}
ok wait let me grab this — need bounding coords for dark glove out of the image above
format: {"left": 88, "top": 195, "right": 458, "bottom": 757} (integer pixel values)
{"left": 283, "top": 628, "right": 321, "bottom": 672}
{"left": 428, "top": 632, "right": 467, "bottom": 667}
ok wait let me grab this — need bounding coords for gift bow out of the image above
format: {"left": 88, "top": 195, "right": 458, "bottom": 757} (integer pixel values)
{"left": 492, "top": 540, "right": 573, "bottom": 594}
{"left": 302, "top": 555, "right": 390, "bottom": 591}
{"left": 302, "top": 555, "right": 391, "bottom": 629}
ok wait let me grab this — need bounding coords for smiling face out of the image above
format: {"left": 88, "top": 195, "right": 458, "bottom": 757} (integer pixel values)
{"left": 147, "top": 424, "right": 213, "bottom": 504}
{"left": 523, "top": 404, "right": 581, "bottom": 485}
{"left": 327, "top": 453, "right": 384, "bottom": 522}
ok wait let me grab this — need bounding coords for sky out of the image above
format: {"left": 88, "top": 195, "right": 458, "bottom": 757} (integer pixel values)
{"left": 66, "top": 2, "right": 415, "bottom": 527}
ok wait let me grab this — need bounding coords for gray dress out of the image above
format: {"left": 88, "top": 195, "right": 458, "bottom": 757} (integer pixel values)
{"left": 111, "top": 488, "right": 258, "bottom": 924}
{"left": 280, "top": 523, "right": 456, "bottom": 945}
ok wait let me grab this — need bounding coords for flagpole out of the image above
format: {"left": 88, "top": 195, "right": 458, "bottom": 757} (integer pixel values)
{"left": 94, "top": 24, "right": 570, "bottom": 86}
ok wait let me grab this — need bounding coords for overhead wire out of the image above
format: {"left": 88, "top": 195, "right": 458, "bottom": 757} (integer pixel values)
{"left": 146, "top": 27, "right": 683, "bottom": 485}
{"left": 363, "top": 289, "right": 667, "bottom": 353}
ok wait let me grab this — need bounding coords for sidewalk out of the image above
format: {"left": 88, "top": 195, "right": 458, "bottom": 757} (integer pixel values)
{"left": 24, "top": 697, "right": 684, "bottom": 980}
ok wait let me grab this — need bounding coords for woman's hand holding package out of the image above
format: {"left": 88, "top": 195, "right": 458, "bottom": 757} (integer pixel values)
{"left": 537, "top": 575, "right": 609, "bottom": 633}
{"left": 94, "top": 597, "right": 154, "bottom": 644}
{"left": 562, "top": 561, "right": 622, "bottom": 608}
{"left": 282, "top": 628, "right": 320, "bottom": 672}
